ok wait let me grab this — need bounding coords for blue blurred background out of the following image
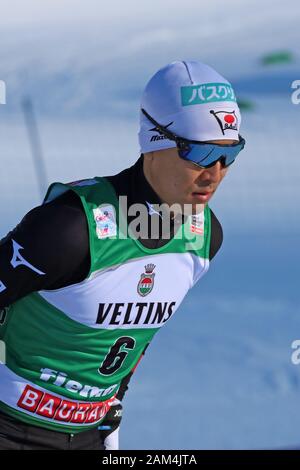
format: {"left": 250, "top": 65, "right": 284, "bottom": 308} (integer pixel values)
{"left": 0, "top": 0, "right": 299, "bottom": 449}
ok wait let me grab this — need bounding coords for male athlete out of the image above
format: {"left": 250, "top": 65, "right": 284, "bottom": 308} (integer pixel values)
{"left": 0, "top": 60, "right": 245, "bottom": 449}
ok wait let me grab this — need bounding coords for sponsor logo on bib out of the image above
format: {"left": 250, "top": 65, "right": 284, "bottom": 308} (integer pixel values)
{"left": 93, "top": 205, "right": 117, "bottom": 239}
{"left": 17, "top": 384, "right": 115, "bottom": 425}
{"left": 190, "top": 214, "right": 204, "bottom": 235}
{"left": 137, "top": 264, "right": 156, "bottom": 297}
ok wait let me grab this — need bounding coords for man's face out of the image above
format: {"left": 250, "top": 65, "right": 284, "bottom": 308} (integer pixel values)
{"left": 143, "top": 140, "right": 237, "bottom": 214}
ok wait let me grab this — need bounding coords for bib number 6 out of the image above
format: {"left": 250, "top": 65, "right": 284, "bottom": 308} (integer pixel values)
{"left": 98, "top": 336, "right": 136, "bottom": 376}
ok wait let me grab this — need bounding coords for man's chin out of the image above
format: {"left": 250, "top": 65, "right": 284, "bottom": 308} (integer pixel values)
{"left": 180, "top": 202, "right": 206, "bottom": 216}
{"left": 167, "top": 199, "right": 206, "bottom": 216}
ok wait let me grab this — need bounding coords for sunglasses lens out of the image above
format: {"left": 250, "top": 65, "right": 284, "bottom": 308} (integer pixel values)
{"left": 177, "top": 141, "right": 192, "bottom": 159}
{"left": 178, "top": 138, "right": 245, "bottom": 168}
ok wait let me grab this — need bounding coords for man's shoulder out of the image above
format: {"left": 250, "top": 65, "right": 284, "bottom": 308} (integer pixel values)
{"left": 8, "top": 189, "right": 89, "bottom": 257}
{"left": 34, "top": 189, "right": 86, "bottom": 226}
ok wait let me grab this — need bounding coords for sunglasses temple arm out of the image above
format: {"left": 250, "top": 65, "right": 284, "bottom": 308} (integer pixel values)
{"left": 141, "top": 108, "right": 178, "bottom": 142}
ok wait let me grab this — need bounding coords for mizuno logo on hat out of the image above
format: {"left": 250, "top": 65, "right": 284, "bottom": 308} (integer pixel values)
{"left": 148, "top": 122, "right": 173, "bottom": 142}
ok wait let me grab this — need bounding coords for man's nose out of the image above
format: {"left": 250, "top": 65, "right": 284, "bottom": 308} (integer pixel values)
{"left": 199, "top": 160, "right": 224, "bottom": 182}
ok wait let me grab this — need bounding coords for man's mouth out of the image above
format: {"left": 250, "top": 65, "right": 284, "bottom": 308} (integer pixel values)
{"left": 192, "top": 190, "right": 214, "bottom": 202}
{"left": 193, "top": 190, "right": 213, "bottom": 195}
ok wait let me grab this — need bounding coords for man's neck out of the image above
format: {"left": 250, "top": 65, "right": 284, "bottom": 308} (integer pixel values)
{"left": 142, "top": 157, "right": 178, "bottom": 221}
